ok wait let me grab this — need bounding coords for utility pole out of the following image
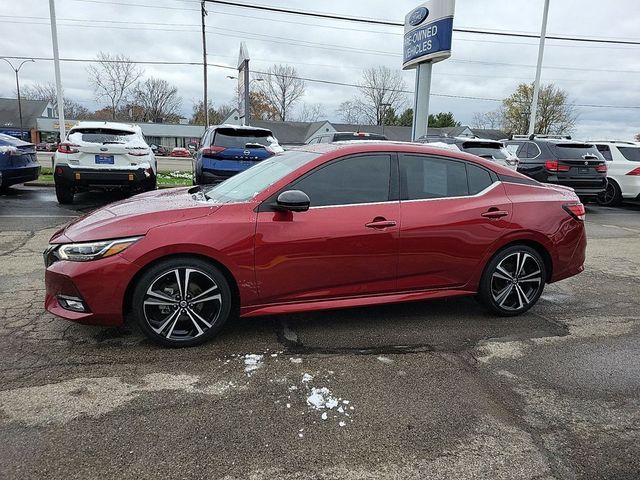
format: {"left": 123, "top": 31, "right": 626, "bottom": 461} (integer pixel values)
{"left": 201, "top": 0, "right": 209, "bottom": 128}
{"left": 528, "top": 0, "right": 550, "bottom": 136}
{"left": 380, "top": 102, "right": 391, "bottom": 136}
{"left": 1, "top": 58, "right": 34, "bottom": 140}
{"left": 49, "top": 0, "right": 66, "bottom": 141}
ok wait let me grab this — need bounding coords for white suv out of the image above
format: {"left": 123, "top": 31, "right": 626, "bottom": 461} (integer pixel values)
{"left": 588, "top": 140, "right": 640, "bottom": 206}
{"left": 53, "top": 121, "right": 157, "bottom": 204}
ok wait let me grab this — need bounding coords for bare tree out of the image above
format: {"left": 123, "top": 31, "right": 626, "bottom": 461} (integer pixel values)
{"left": 502, "top": 83, "right": 577, "bottom": 135}
{"left": 20, "top": 82, "right": 91, "bottom": 119}
{"left": 87, "top": 52, "right": 143, "bottom": 120}
{"left": 296, "top": 103, "right": 326, "bottom": 122}
{"left": 255, "top": 64, "right": 306, "bottom": 121}
{"left": 472, "top": 109, "right": 503, "bottom": 129}
{"left": 133, "top": 77, "right": 182, "bottom": 123}
{"left": 336, "top": 100, "right": 363, "bottom": 125}
{"left": 355, "top": 66, "right": 408, "bottom": 125}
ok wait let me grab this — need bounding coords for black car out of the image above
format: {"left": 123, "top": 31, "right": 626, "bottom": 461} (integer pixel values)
{"left": 503, "top": 135, "right": 607, "bottom": 200}
{"left": 306, "top": 132, "right": 388, "bottom": 144}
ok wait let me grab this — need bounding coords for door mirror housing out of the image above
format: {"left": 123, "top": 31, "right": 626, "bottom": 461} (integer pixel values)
{"left": 275, "top": 190, "right": 310, "bottom": 212}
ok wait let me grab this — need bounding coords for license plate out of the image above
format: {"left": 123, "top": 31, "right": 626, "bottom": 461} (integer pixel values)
{"left": 95, "top": 155, "right": 114, "bottom": 165}
{"left": 578, "top": 167, "right": 590, "bottom": 174}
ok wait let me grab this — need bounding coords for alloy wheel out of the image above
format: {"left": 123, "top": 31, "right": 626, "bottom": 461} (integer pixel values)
{"left": 490, "top": 252, "right": 543, "bottom": 312}
{"left": 143, "top": 267, "right": 223, "bottom": 341}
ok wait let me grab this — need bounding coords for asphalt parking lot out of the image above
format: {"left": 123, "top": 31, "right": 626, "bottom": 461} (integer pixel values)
{"left": 1, "top": 185, "right": 639, "bottom": 480}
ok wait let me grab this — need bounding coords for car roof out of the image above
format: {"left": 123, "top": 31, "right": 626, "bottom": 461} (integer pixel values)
{"left": 586, "top": 140, "right": 639, "bottom": 146}
{"left": 288, "top": 141, "right": 521, "bottom": 177}
{"left": 69, "top": 121, "right": 140, "bottom": 133}
{"left": 209, "top": 123, "right": 272, "bottom": 133}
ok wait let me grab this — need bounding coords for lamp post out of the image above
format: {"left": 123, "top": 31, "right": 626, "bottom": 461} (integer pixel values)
{"left": 1, "top": 58, "right": 35, "bottom": 140}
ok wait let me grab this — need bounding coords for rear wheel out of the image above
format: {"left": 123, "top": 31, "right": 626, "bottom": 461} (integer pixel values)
{"left": 479, "top": 245, "right": 546, "bottom": 316}
{"left": 597, "top": 180, "right": 622, "bottom": 207}
{"left": 143, "top": 175, "right": 157, "bottom": 192}
{"left": 132, "top": 257, "right": 232, "bottom": 347}
{"left": 55, "top": 183, "right": 74, "bottom": 204}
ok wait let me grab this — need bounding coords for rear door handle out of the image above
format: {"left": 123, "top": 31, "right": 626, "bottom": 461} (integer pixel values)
{"left": 481, "top": 209, "right": 509, "bottom": 219}
{"left": 365, "top": 219, "right": 397, "bottom": 229}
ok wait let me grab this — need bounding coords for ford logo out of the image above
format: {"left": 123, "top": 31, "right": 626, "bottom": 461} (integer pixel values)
{"left": 100, "top": 147, "right": 108, "bottom": 152}
{"left": 409, "top": 7, "right": 429, "bottom": 26}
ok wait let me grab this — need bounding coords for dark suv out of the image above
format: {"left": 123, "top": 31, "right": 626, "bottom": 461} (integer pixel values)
{"left": 503, "top": 135, "right": 607, "bottom": 200}
{"left": 194, "top": 125, "right": 282, "bottom": 184}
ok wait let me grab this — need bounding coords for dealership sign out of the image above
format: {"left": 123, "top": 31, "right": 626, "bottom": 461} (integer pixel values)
{"left": 403, "top": 0, "right": 455, "bottom": 69}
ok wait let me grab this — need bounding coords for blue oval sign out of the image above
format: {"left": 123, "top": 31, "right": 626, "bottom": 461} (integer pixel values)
{"left": 409, "top": 7, "right": 429, "bottom": 26}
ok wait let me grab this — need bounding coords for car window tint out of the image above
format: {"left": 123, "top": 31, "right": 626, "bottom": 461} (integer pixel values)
{"left": 292, "top": 154, "right": 391, "bottom": 207}
{"left": 595, "top": 145, "right": 612, "bottom": 161}
{"left": 515, "top": 143, "right": 528, "bottom": 158}
{"left": 213, "top": 130, "right": 271, "bottom": 148}
{"left": 467, "top": 164, "right": 494, "bottom": 194}
{"left": 400, "top": 155, "right": 468, "bottom": 200}
{"left": 618, "top": 147, "right": 640, "bottom": 162}
{"left": 551, "top": 143, "right": 604, "bottom": 160}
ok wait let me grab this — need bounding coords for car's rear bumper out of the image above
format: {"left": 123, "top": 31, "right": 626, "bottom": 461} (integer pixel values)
{"left": 44, "top": 252, "right": 136, "bottom": 326}
{"left": 54, "top": 163, "right": 154, "bottom": 188}
{"left": 0, "top": 165, "right": 40, "bottom": 187}
{"left": 199, "top": 169, "right": 237, "bottom": 184}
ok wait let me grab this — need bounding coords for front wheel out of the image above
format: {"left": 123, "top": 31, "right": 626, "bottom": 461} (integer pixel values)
{"left": 132, "top": 257, "right": 232, "bottom": 347}
{"left": 479, "top": 245, "right": 546, "bottom": 316}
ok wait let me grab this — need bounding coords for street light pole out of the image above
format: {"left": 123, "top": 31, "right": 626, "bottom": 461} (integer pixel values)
{"left": 200, "top": 0, "right": 209, "bottom": 129}
{"left": 528, "top": 0, "right": 550, "bottom": 136}
{"left": 1, "top": 58, "right": 35, "bottom": 141}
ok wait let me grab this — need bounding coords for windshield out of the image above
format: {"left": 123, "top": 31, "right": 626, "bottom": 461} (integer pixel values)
{"left": 551, "top": 143, "right": 604, "bottom": 160}
{"left": 213, "top": 129, "right": 273, "bottom": 148}
{"left": 69, "top": 128, "right": 138, "bottom": 144}
{"left": 618, "top": 147, "right": 640, "bottom": 162}
{"left": 203, "top": 150, "right": 319, "bottom": 203}
{"left": 462, "top": 142, "right": 508, "bottom": 159}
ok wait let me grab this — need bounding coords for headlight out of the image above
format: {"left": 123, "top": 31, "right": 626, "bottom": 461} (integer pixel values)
{"left": 57, "top": 237, "right": 142, "bottom": 262}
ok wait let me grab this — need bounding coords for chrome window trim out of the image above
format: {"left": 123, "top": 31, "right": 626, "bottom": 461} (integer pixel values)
{"left": 309, "top": 200, "right": 399, "bottom": 210}
{"left": 528, "top": 142, "right": 542, "bottom": 160}
{"left": 400, "top": 181, "right": 501, "bottom": 204}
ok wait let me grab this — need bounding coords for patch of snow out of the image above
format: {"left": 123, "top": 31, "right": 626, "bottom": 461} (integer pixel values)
{"left": 243, "top": 354, "right": 264, "bottom": 376}
{"left": 306, "top": 387, "right": 339, "bottom": 410}
{"left": 321, "top": 412, "right": 328, "bottom": 420}
{"left": 339, "top": 421, "right": 346, "bottom": 427}
{"left": 290, "top": 358, "right": 302, "bottom": 364}
{"left": 301, "top": 373, "right": 313, "bottom": 383}
{"left": 377, "top": 356, "right": 394, "bottom": 364}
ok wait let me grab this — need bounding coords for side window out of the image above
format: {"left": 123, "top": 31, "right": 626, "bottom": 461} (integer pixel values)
{"left": 515, "top": 143, "right": 529, "bottom": 158}
{"left": 527, "top": 142, "right": 541, "bottom": 159}
{"left": 291, "top": 154, "right": 391, "bottom": 207}
{"left": 467, "top": 164, "right": 494, "bottom": 195}
{"left": 505, "top": 143, "right": 520, "bottom": 156}
{"left": 320, "top": 136, "right": 331, "bottom": 143}
{"left": 596, "top": 144, "right": 612, "bottom": 161}
{"left": 400, "top": 155, "right": 468, "bottom": 200}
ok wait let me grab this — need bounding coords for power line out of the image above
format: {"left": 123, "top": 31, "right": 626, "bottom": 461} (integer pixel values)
{"left": 204, "top": 0, "right": 640, "bottom": 46}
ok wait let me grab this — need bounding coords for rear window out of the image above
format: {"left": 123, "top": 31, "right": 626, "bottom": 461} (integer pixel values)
{"left": 0, "top": 133, "right": 30, "bottom": 147}
{"left": 69, "top": 128, "right": 138, "bottom": 144}
{"left": 618, "top": 147, "right": 640, "bottom": 162}
{"left": 461, "top": 142, "right": 507, "bottom": 160}
{"left": 333, "top": 133, "right": 388, "bottom": 141}
{"left": 213, "top": 129, "right": 271, "bottom": 148}
{"left": 551, "top": 143, "right": 604, "bottom": 160}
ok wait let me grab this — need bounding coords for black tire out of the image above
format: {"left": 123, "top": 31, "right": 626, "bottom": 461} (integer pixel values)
{"left": 132, "top": 257, "right": 232, "bottom": 347}
{"left": 478, "top": 245, "right": 546, "bottom": 317}
{"left": 144, "top": 176, "right": 157, "bottom": 192}
{"left": 597, "top": 180, "right": 622, "bottom": 207}
{"left": 55, "top": 183, "right": 74, "bottom": 204}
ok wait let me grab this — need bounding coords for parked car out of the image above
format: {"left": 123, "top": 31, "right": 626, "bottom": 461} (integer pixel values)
{"left": 503, "top": 135, "right": 607, "bottom": 201}
{"left": 170, "top": 147, "right": 192, "bottom": 158}
{"left": 53, "top": 121, "right": 157, "bottom": 204}
{"left": 418, "top": 135, "right": 518, "bottom": 171}
{"left": 150, "top": 144, "right": 170, "bottom": 156}
{"left": 194, "top": 124, "right": 282, "bottom": 184}
{"left": 306, "top": 132, "right": 388, "bottom": 144}
{"left": 0, "top": 133, "right": 41, "bottom": 191}
{"left": 587, "top": 140, "right": 640, "bottom": 206}
{"left": 36, "top": 142, "right": 57, "bottom": 152}
{"left": 44, "top": 142, "right": 586, "bottom": 347}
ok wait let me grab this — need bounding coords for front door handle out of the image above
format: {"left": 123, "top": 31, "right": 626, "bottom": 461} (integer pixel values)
{"left": 365, "top": 218, "right": 397, "bottom": 229}
{"left": 481, "top": 209, "right": 509, "bottom": 219}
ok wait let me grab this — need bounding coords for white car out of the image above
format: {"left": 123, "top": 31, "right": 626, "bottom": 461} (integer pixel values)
{"left": 53, "top": 121, "right": 157, "bottom": 204}
{"left": 588, "top": 140, "right": 640, "bottom": 206}
{"left": 421, "top": 136, "right": 519, "bottom": 171}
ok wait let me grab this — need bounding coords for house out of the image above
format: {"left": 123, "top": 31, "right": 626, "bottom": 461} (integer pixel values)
{"left": 0, "top": 98, "right": 54, "bottom": 142}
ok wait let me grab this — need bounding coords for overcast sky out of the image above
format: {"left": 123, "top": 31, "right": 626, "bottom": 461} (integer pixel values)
{"left": 1, "top": 0, "right": 638, "bottom": 139}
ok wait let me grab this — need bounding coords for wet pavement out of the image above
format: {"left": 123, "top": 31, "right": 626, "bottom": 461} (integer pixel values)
{"left": 1, "top": 186, "right": 639, "bottom": 479}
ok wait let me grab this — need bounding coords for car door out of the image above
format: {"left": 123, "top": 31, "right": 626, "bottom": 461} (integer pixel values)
{"left": 254, "top": 153, "right": 400, "bottom": 304}
{"left": 397, "top": 154, "right": 512, "bottom": 291}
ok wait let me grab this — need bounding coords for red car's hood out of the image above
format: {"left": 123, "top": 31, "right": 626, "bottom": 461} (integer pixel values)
{"left": 51, "top": 187, "right": 219, "bottom": 243}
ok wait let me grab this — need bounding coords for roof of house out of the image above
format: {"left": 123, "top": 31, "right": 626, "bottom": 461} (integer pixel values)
{"left": 0, "top": 98, "right": 49, "bottom": 129}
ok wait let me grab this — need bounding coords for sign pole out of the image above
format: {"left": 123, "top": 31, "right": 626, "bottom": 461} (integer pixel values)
{"left": 528, "top": 0, "right": 550, "bottom": 136}
{"left": 412, "top": 62, "right": 432, "bottom": 141}
{"left": 49, "top": 0, "right": 66, "bottom": 141}
{"left": 243, "top": 59, "right": 250, "bottom": 126}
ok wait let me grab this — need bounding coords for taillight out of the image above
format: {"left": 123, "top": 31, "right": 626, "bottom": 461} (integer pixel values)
{"left": 563, "top": 203, "right": 586, "bottom": 221}
{"left": 202, "top": 146, "right": 225, "bottom": 156}
{"left": 595, "top": 164, "right": 607, "bottom": 173}
{"left": 57, "top": 143, "right": 79, "bottom": 154}
{"left": 544, "top": 160, "right": 570, "bottom": 172}
{"left": 626, "top": 167, "right": 640, "bottom": 176}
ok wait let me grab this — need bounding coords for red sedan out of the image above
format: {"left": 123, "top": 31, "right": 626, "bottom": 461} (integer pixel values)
{"left": 169, "top": 147, "right": 192, "bottom": 158}
{"left": 44, "top": 143, "right": 586, "bottom": 347}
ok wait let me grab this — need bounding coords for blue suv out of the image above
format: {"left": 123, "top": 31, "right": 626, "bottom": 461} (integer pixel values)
{"left": 194, "top": 125, "right": 282, "bottom": 184}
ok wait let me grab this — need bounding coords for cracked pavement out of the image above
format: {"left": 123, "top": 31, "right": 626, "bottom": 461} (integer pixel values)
{"left": 0, "top": 186, "right": 639, "bottom": 479}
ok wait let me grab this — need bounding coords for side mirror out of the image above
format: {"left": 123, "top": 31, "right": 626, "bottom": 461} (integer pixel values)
{"left": 276, "top": 190, "right": 310, "bottom": 212}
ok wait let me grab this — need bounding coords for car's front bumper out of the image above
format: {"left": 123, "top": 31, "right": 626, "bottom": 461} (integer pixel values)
{"left": 54, "top": 163, "right": 154, "bottom": 188}
{"left": 44, "top": 251, "right": 137, "bottom": 326}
